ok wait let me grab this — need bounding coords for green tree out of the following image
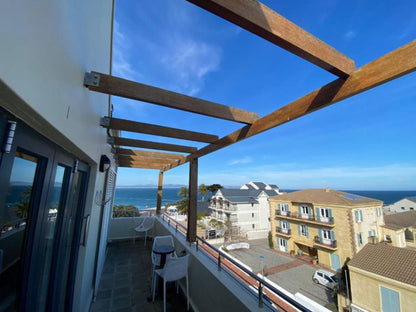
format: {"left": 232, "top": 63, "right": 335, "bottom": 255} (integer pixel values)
{"left": 176, "top": 197, "right": 189, "bottom": 213}
{"left": 207, "top": 184, "right": 223, "bottom": 196}
{"left": 14, "top": 187, "right": 32, "bottom": 219}
{"left": 268, "top": 231, "right": 274, "bottom": 248}
{"left": 198, "top": 184, "right": 209, "bottom": 201}
{"left": 177, "top": 186, "right": 189, "bottom": 198}
{"left": 112, "top": 205, "right": 140, "bottom": 218}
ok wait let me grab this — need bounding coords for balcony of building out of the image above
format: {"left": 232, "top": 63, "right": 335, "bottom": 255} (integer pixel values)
{"left": 275, "top": 210, "right": 335, "bottom": 227}
{"left": 313, "top": 236, "right": 338, "bottom": 250}
{"left": 95, "top": 213, "right": 312, "bottom": 312}
{"left": 276, "top": 226, "right": 292, "bottom": 237}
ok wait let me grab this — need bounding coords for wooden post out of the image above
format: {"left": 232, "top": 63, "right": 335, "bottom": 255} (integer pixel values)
{"left": 187, "top": 158, "right": 198, "bottom": 242}
{"left": 156, "top": 171, "right": 163, "bottom": 214}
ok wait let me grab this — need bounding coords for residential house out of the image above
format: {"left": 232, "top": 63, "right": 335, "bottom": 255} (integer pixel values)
{"left": 269, "top": 189, "right": 384, "bottom": 271}
{"left": 382, "top": 211, "right": 416, "bottom": 248}
{"left": 384, "top": 197, "right": 416, "bottom": 214}
{"left": 348, "top": 243, "right": 416, "bottom": 312}
{"left": 210, "top": 182, "right": 281, "bottom": 239}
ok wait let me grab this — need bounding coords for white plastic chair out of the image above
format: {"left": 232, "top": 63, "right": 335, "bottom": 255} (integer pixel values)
{"left": 151, "top": 235, "right": 177, "bottom": 289}
{"left": 152, "top": 254, "right": 190, "bottom": 312}
{"left": 133, "top": 217, "right": 155, "bottom": 245}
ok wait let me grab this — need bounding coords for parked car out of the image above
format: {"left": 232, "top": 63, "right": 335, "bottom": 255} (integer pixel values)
{"left": 312, "top": 269, "right": 339, "bottom": 289}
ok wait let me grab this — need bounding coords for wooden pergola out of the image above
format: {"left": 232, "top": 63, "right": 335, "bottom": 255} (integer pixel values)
{"left": 85, "top": 0, "right": 416, "bottom": 242}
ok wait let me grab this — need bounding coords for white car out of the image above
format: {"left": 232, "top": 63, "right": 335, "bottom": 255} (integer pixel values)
{"left": 312, "top": 269, "right": 339, "bottom": 289}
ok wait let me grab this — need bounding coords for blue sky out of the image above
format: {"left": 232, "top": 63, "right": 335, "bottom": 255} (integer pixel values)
{"left": 113, "top": 0, "right": 416, "bottom": 190}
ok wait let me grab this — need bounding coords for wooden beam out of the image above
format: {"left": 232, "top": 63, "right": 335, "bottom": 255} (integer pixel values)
{"left": 117, "top": 155, "right": 175, "bottom": 165}
{"left": 114, "top": 148, "right": 185, "bottom": 161}
{"left": 187, "top": 157, "right": 198, "bottom": 243}
{"left": 102, "top": 116, "right": 218, "bottom": 143}
{"left": 87, "top": 72, "right": 259, "bottom": 124}
{"left": 156, "top": 171, "right": 163, "bottom": 214}
{"left": 117, "top": 161, "right": 165, "bottom": 170}
{"left": 164, "top": 40, "right": 416, "bottom": 171}
{"left": 110, "top": 136, "right": 197, "bottom": 153}
{"left": 187, "top": 0, "right": 355, "bottom": 77}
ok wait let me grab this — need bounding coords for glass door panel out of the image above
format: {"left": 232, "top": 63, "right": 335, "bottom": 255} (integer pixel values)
{"left": 37, "top": 165, "right": 70, "bottom": 311}
{"left": 0, "top": 152, "right": 39, "bottom": 311}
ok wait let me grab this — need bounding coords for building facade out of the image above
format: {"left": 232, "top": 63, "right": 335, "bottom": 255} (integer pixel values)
{"left": 209, "top": 182, "right": 281, "bottom": 239}
{"left": 269, "top": 189, "right": 384, "bottom": 271}
{"left": 384, "top": 197, "right": 416, "bottom": 214}
{"left": 382, "top": 211, "right": 416, "bottom": 249}
{"left": 348, "top": 243, "right": 416, "bottom": 312}
{"left": 0, "top": 1, "right": 113, "bottom": 311}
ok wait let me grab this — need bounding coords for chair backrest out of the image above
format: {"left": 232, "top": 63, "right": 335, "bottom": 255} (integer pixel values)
{"left": 163, "top": 254, "right": 189, "bottom": 282}
{"left": 141, "top": 216, "right": 155, "bottom": 229}
{"left": 152, "top": 235, "right": 175, "bottom": 266}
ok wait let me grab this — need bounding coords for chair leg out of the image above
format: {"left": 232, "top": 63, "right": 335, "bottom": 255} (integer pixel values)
{"left": 186, "top": 275, "right": 189, "bottom": 311}
{"left": 152, "top": 272, "right": 157, "bottom": 302}
{"left": 144, "top": 231, "right": 147, "bottom": 246}
{"left": 163, "top": 280, "right": 167, "bottom": 312}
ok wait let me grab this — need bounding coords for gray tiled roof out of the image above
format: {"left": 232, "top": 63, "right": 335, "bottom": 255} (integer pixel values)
{"left": 406, "top": 197, "right": 416, "bottom": 203}
{"left": 384, "top": 211, "right": 416, "bottom": 228}
{"left": 216, "top": 187, "right": 278, "bottom": 203}
{"left": 349, "top": 243, "right": 416, "bottom": 286}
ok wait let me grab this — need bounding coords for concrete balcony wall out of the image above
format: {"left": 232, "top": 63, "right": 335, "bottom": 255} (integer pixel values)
{"left": 107, "top": 216, "right": 271, "bottom": 312}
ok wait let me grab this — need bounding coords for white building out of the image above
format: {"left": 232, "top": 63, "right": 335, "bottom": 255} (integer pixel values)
{"left": 209, "top": 182, "right": 281, "bottom": 239}
{"left": 384, "top": 197, "right": 416, "bottom": 214}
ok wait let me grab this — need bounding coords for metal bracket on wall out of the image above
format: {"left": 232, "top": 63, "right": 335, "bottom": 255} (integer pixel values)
{"left": 83, "top": 72, "right": 100, "bottom": 87}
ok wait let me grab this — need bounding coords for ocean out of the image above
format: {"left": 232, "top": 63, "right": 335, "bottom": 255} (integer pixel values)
{"left": 113, "top": 188, "right": 416, "bottom": 210}
{"left": 7, "top": 186, "right": 416, "bottom": 211}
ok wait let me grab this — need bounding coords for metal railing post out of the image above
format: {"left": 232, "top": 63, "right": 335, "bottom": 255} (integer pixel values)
{"left": 258, "top": 281, "right": 264, "bottom": 308}
{"left": 218, "top": 253, "right": 221, "bottom": 271}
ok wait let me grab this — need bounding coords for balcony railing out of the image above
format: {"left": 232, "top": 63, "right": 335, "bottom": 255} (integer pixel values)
{"left": 275, "top": 210, "right": 334, "bottom": 225}
{"left": 314, "top": 236, "right": 337, "bottom": 248}
{"left": 276, "top": 227, "right": 291, "bottom": 235}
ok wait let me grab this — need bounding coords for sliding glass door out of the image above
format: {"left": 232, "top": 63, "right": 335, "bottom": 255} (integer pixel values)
{"left": 0, "top": 108, "right": 90, "bottom": 311}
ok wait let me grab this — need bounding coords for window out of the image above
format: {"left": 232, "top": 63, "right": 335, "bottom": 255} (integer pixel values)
{"left": 252, "top": 224, "right": 255, "bottom": 229}
{"left": 301, "top": 205, "right": 310, "bottom": 215}
{"left": 401, "top": 207, "right": 405, "bottom": 210}
{"left": 299, "top": 224, "right": 309, "bottom": 237}
{"left": 376, "top": 207, "right": 381, "bottom": 217}
{"left": 354, "top": 209, "right": 363, "bottom": 223}
{"left": 279, "top": 203, "right": 289, "bottom": 211}
{"left": 357, "top": 233, "right": 363, "bottom": 246}
{"left": 369, "top": 229, "right": 376, "bottom": 237}
{"left": 252, "top": 213, "right": 254, "bottom": 218}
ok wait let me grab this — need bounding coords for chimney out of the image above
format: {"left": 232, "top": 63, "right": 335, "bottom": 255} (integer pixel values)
{"left": 325, "top": 188, "right": 330, "bottom": 193}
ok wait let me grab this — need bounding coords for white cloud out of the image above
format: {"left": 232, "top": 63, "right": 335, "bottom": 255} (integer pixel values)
{"left": 112, "top": 21, "right": 140, "bottom": 81}
{"left": 227, "top": 156, "right": 253, "bottom": 166}
{"left": 160, "top": 36, "right": 221, "bottom": 95}
{"left": 344, "top": 30, "right": 356, "bottom": 40}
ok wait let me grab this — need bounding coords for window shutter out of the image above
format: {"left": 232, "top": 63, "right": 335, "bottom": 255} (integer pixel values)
{"left": 298, "top": 224, "right": 301, "bottom": 235}
{"left": 315, "top": 207, "right": 320, "bottom": 221}
{"left": 279, "top": 220, "right": 282, "bottom": 227}
{"left": 354, "top": 210, "right": 359, "bottom": 223}
{"left": 330, "top": 230, "right": 335, "bottom": 240}
{"left": 318, "top": 229, "right": 323, "bottom": 239}
{"left": 308, "top": 207, "right": 312, "bottom": 218}
{"left": 360, "top": 210, "right": 363, "bottom": 221}
{"left": 298, "top": 205, "right": 301, "bottom": 216}
{"left": 306, "top": 226, "right": 309, "bottom": 238}
{"left": 328, "top": 208, "right": 333, "bottom": 218}
{"left": 285, "top": 242, "right": 288, "bottom": 253}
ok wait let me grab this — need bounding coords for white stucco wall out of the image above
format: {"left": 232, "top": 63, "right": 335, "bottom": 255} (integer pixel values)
{"left": 384, "top": 198, "right": 416, "bottom": 214}
{"left": 0, "top": 1, "right": 113, "bottom": 311}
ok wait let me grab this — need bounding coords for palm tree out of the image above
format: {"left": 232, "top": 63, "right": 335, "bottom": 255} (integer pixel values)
{"left": 198, "top": 184, "right": 208, "bottom": 201}
{"left": 177, "top": 186, "right": 189, "bottom": 198}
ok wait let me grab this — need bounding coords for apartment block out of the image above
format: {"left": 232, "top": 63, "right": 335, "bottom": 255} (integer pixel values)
{"left": 210, "top": 182, "right": 281, "bottom": 239}
{"left": 348, "top": 243, "right": 416, "bottom": 312}
{"left": 269, "top": 189, "right": 384, "bottom": 271}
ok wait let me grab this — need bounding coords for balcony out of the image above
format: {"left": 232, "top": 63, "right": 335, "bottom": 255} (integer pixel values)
{"left": 276, "top": 227, "right": 292, "bottom": 237}
{"left": 101, "top": 214, "right": 311, "bottom": 312}
{"left": 275, "top": 211, "right": 335, "bottom": 227}
{"left": 314, "top": 236, "right": 337, "bottom": 250}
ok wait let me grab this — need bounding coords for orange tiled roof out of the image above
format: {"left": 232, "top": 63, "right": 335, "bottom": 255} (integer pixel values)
{"left": 349, "top": 243, "right": 416, "bottom": 286}
{"left": 270, "top": 189, "right": 382, "bottom": 207}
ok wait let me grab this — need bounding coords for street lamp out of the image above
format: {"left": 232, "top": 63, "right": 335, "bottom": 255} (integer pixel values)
{"left": 259, "top": 255, "right": 264, "bottom": 277}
